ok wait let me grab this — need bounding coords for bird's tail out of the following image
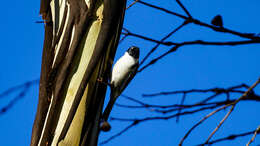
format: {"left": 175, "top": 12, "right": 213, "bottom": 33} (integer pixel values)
{"left": 102, "top": 90, "right": 117, "bottom": 121}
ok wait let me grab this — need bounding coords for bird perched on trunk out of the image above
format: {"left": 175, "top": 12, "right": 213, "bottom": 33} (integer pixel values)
{"left": 101, "top": 46, "right": 139, "bottom": 131}
{"left": 211, "top": 15, "right": 223, "bottom": 27}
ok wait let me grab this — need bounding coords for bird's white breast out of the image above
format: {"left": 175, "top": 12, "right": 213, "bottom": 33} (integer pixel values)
{"left": 111, "top": 52, "right": 137, "bottom": 87}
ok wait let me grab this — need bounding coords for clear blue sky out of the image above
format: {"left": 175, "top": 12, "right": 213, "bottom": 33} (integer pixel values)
{"left": 0, "top": 0, "right": 259, "bottom": 146}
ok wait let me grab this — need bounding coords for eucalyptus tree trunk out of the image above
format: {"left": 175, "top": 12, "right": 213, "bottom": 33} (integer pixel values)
{"left": 30, "top": 0, "right": 126, "bottom": 145}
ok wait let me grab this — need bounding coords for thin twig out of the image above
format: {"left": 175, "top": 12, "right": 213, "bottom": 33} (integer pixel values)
{"left": 101, "top": 81, "right": 259, "bottom": 145}
{"left": 111, "top": 105, "right": 221, "bottom": 122}
{"left": 0, "top": 79, "right": 39, "bottom": 99}
{"left": 0, "top": 79, "right": 39, "bottom": 115}
{"left": 246, "top": 125, "right": 260, "bottom": 146}
{"left": 196, "top": 130, "right": 255, "bottom": 146}
{"left": 121, "top": 28, "right": 177, "bottom": 46}
{"left": 99, "top": 121, "right": 139, "bottom": 145}
{"left": 119, "top": 34, "right": 128, "bottom": 44}
{"left": 139, "top": 21, "right": 188, "bottom": 66}
{"left": 138, "top": 39, "right": 260, "bottom": 72}
{"left": 104, "top": 105, "right": 221, "bottom": 144}
{"left": 138, "top": 45, "right": 179, "bottom": 72}
{"left": 0, "top": 83, "right": 31, "bottom": 115}
{"left": 176, "top": 0, "right": 192, "bottom": 18}
{"left": 179, "top": 77, "right": 260, "bottom": 146}
{"left": 137, "top": 0, "right": 187, "bottom": 19}
{"left": 143, "top": 84, "right": 248, "bottom": 97}
{"left": 137, "top": 1, "right": 260, "bottom": 40}
{"left": 204, "top": 105, "right": 235, "bottom": 144}
{"left": 176, "top": 93, "right": 186, "bottom": 122}
{"left": 126, "top": 0, "right": 139, "bottom": 10}
{"left": 178, "top": 104, "right": 231, "bottom": 146}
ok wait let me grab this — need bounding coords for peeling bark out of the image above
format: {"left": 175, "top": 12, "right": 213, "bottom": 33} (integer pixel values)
{"left": 31, "top": 0, "right": 126, "bottom": 146}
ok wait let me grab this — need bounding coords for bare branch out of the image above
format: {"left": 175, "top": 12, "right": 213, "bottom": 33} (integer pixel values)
{"left": 246, "top": 125, "right": 260, "bottom": 146}
{"left": 143, "top": 84, "right": 249, "bottom": 97}
{"left": 138, "top": 40, "right": 260, "bottom": 72}
{"left": 100, "top": 80, "right": 260, "bottom": 145}
{"left": 122, "top": 28, "right": 177, "bottom": 46}
{"left": 176, "top": 0, "right": 192, "bottom": 18}
{"left": 204, "top": 105, "right": 235, "bottom": 144}
{"left": 126, "top": 0, "right": 139, "bottom": 10}
{"left": 103, "top": 105, "right": 222, "bottom": 144}
{"left": 179, "top": 77, "right": 260, "bottom": 146}
{"left": 0, "top": 79, "right": 39, "bottom": 99}
{"left": 179, "top": 104, "right": 231, "bottom": 145}
{"left": 137, "top": 0, "right": 187, "bottom": 19}
{"left": 111, "top": 105, "right": 221, "bottom": 122}
{"left": 136, "top": 1, "right": 260, "bottom": 40}
{"left": 176, "top": 93, "right": 186, "bottom": 122}
{"left": 139, "top": 21, "right": 188, "bottom": 66}
{"left": 196, "top": 130, "right": 255, "bottom": 146}
{"left": 99, "top": 121, "right": 139, "bottom": 145}
{"left": 0, "top": 79, "right": 39, "bottom": 115}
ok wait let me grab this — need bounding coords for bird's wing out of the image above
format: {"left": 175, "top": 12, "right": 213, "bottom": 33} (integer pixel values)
{"left": 119, "top": 62, "right": 139, "bottom": 94}
{"left": 102, "top": 62, "right": 138, "bottom": 121}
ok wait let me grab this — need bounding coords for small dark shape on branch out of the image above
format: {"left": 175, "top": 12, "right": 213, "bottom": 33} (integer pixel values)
{"left": 211, "top": 15, "right": 223, "bottom": 27}
{"left": 100, "top": 121, "right": 111, "bottom": 132}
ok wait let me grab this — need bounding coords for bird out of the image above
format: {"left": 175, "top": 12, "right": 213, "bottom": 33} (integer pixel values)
{"left": 211, "top": 15, "right": 223, "bottom": 27}
{"left": 101, "top": 46, "right": 139, "bottom": 130}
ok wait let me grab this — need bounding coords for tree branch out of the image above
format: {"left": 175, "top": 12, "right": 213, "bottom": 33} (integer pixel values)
{"left": 179, "top": 77, "right": 260, "bottom": 146}
{"left": 246, "top": 125, "right": 260, "bottom": 146}
{"left": 196, "top": 130, "right": 255, "bottom": 146}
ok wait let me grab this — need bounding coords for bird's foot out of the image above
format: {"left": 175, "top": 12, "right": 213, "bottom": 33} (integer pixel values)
{"left": 97, "top": 77, "right": 112, "bottom": 87}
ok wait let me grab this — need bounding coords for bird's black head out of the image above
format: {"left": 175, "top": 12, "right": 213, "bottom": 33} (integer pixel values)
{"left": 127, "top": 46, "right": 139, "bottom": 59}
